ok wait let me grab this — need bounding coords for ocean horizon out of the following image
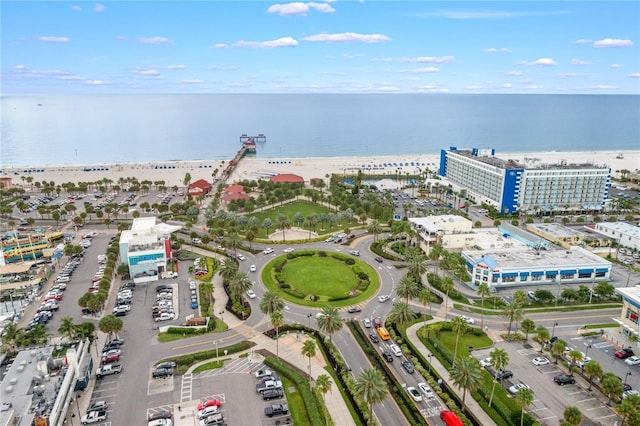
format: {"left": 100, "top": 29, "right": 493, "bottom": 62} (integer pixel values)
{"left": 2, "top": 94, "right": 639, "bottom": 167}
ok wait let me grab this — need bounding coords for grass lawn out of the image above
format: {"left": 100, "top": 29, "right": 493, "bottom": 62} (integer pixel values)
{"left": 248, "top": 200, "right": 355, "bottom": 238}
{"left": 262, "top": 252, "right": 379, "bottom": 307}
{"left": 437, "top": 330, "right": 493, "bottom": 358}
{"left": 281, "top": 375, "right": 309, "bottom": 425}
{"left": 282, "top": 256, "right": 356, "bottom": 298}
{"left": 192, "top": 360, "right": 224, "bottom": 373}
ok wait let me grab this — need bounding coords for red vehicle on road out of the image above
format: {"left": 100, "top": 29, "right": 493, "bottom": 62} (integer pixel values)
{"left": 615, "top": 348, "right": 635, "bottom": 359}
{"left": 440, "top": 410, "right": 463, "bottom": 426}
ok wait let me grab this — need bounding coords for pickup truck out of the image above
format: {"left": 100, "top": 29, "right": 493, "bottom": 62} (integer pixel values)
{"left": 81, "top": 409, "right": 107, "bottom": 424}
{"left": 264, "top": 403, "right": 289, "bottom": 417}
{"left": 96, "top": 363, "right": 122, "bottom": 378}
{"left": 256, "top": 380, "right": 283, "bottom": 394}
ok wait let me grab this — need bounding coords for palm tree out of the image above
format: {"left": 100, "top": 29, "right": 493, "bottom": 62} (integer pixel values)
{"left": 551, "top": 339, "right": 567, "bottom": 365}
{"left": 98, "top": 315, "right": 123, "bottom": 340}
{"left": 601, "top": 372, "right": 623, "bottom": 405}
{"left": 449, "top": 356, "right": 482, "bottom": 410}
{"left": 353, "top": 368, "right": 387, "bottom": 424}
{"left": 259, "top": 291, "right": 285, "bottom": 316}
{"left": 315, "top": 374, "right": 333, "bottom": 426}
{"left": 405, "top": 247, "right": 427, "bottom": 281}
{"left": 515, "top": 387, "right": 534, "bottom": 426}
{"left": 584, "top": 360, "right": 603, "bottom": 391}
{"left": 270, "top": 310, "right": 284, "bottom": 360}
{"left": 501, "top": 301, "right": 524, "bottom": 337}
{"left": 301, "top": 339, "right": 316, "bottom": 380}
{"left": 441, "top": 276, "right": 454, "bottom": 320}
{"left": 58, "top": 317, "right": 77, "bottom": 341}
{"left": 218, "top": 258, "right": 238, "bottom": 283}
{"left": 316, "top": 305, "right": 343, "bottom": 345}
{"left": 562, "top": 406, "right": 583, "bottom": 426}
{"left": 2, "top": 322, "right": 19, "bottom": 349}
{"left": 520, "top": 318, "right": 536, "bottom": 341}
{"left": 386, "top": 301, "right": 416, "bottom": 328}
{"left": 276, "top": 213, "right": 291, "bottom": 242}
{"left": 451, "top": 316, "right": 468, "bottom": 366}
{"left": 418, "top": 288, "right": 434, "bottom": 319}
{"left": 477, "top": 283, "right": 491, "bottom": 329}
{"left": 567, "top": 350, "right": 583, "bottom": 374}
{"left": 395, "top": 274, "right": 421, "bottom": 303}
{"left": 533, "top": 326, "right": 550, "bottom": 352}
{"left": 616, "top": 393, "right": 640, "bottom": 425}
{"left": 27, "top": 324, "right": 50, "bottom": 345}
{"left": 489, "top": 348, "right": 509, "bottom": 407}
{"left": 367, "top": 219, "right": 382, "bottom": 241}
{"left": 228, "top": 270, "right": 253, "bottom": 305}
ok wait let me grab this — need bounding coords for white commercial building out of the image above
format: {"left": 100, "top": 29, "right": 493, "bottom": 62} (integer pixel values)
{"left": 439, "top": 147, "right": 611, "bottom": 214}
{"left": 408, "top": 215, "right": 474, "bottom": 253}
{"left": 615, "top": 285, "right": 640, "bottom": 347}
{"left": 119, "top": 217, "right": 181, "bottom": 283}
{"left": 462, "top": 245, "right": 612, "bottom": 290}
{"left": 591, "top": 222, "right": 640, "bottom": 252}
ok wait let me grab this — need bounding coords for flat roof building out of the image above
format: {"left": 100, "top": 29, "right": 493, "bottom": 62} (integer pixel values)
{"left": 615, "top": 285, "right": 640, "bottom": 346}
{"left": 462, "top": 245, "right": 612, "bottom": 290}
{"left": 591, "top": 221, "right": 640, "bottom": 252}
{"left": 439, "top": 147, "right": 611, "bottom": 214}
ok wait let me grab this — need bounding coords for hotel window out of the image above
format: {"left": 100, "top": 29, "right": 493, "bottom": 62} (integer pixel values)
{"left": 626, "top": 309, "right": 639, "bottom": 325}
{"left": 531, "top": 275, "right": 542, "bottom": 282}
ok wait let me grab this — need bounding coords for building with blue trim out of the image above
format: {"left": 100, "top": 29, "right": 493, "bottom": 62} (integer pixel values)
{"left": 439, "top": 147, "right": 611, "bottom": 214}
{"left": 462, "top": 245, "right": 611, "bottom": 289}
{"left": 119, "top": 217, "right": 181, "bottom": 283}
{"left": 615, "top": 285, "right": 640, "bottom": 346}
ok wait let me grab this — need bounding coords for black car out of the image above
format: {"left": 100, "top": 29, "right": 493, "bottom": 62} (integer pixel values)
{"left": 152, "top": 367, "right": 173, "bottom": 379}
{"left": 382, "top": 352, "right": 393, "bottom": 362}
{"left": 347, "top": 306, "right": 362, "bottom": 313}
{"left": 374, "top": 257, "right": 383, "bottom": 263}
{"left": 401, "top": 360, "right": 415, "bottom": 373}
{"left": 262, "top": 389, "right": 284, "bottom": 401}
{"left": 369, "top": 333, "right": 380, "bottom": 343}
{"left": 103, "top": 341, "right": 122, "bottom": 352}
{"left": 120, "top": 282, "right": 135, "bottom": 291}
{"left": 106, "top": 338, "right": 124, "bottom": 346}
{"left": 156, "top": 361, "right": 177, "bottom": 370}
{"left": 495, "top": 369, "right": 514, "bottom": 380}
{"left": 148, "top": 411, "right": 172, "bottom": 421}
{"left": 156, "top": 285, "right": 172, "bottom": 293}
{"left": 553, "top": 374, "right": 576, "bottom": 386}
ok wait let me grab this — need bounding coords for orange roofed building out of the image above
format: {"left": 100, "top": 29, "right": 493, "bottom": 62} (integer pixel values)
{"left": 270, "top": 173, "right": 304, "bottom": 184}
{"left": 188, "top": 179, "right": 212, "bottom": 196}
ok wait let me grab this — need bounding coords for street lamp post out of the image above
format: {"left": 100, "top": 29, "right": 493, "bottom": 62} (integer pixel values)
{"left": 219, "top": 311, "right": 224, "bottom": 324}
{"left": 551, "top": 322, "right": 559, "bottom": 338}
{"left": 306, "top": 314, "right": 312, "bottom": 329}
{"left": 624, "top": 371, "right": 632, "bottom": 386}
{"left": 584, "top": 341, "right": 593, "bottom": 359}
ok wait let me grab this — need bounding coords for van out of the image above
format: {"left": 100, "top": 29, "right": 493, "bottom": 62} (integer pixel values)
{"left": 377, "top": 327, "right": 391, "bottom": 341}
{"left": 390, "top": 344, "right": 402, "bottom": 356}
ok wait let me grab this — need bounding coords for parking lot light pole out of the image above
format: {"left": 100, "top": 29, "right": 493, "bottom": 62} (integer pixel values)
{"left": 551, "top": 322, "right": 559, "bottom": 338}
{"left": 585, "top": 342, "right": 593, "bottom": 359}
{"left": 624, "top": 371, "right": 632, "bottom": 386}
{"left": 307, "top": 314, "right": 312, "bottom": 328}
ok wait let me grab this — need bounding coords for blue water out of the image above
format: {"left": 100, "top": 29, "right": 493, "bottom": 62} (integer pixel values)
{"left": 1, "top": 94, "right": 638, "bottom": 167}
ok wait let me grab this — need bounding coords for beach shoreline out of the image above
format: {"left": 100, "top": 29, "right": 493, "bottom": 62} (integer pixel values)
{"left": 2, "top": 150, "right": 638, "bottom": 188}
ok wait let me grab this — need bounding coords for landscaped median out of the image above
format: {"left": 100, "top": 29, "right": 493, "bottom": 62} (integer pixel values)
{"left": 261, "top": 250, "right": 379, "bottom": 307}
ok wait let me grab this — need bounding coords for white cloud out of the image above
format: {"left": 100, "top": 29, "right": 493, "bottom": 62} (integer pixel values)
{"left": 267, "top": 2, "right": 335, "bottom": 16}
{"left": 341, "top": 53, "right": 364, "bottom": 59}
{"left": 593, "top": 38, "right": 634, "bottom": 48}
{"left": 71, "top": 5, "right": 82, "bottom": 11}
{"left": 138, "top": 37, "right": 173, "bottom": 45}
{"left": 558, "top": 73, "right": 584, "bottom": 78}
{"left": 465, "top": 85, "right": 483, "bottom": 90}
{"left": 483, "top": 47, "right": 509, "bottom": 53}
{"left": 167, "top": 65, "right": 186, "bottom": 70}
{"left": 115, "top": 36, "right": 128, "bottom": 41}
{"left": 134, "top": 69, "right": 161, "bottom": 76}
{"left": 522, "top": 58, "right": 558, "bottom": 66}
{"left": 523, "top": 84, "right": 544, "bottom": 90}
{"left": 505, "top": 70, "right": 523, "bottom": 76}
{"left": 575, "top": 39, "right": 591, "bottom": 44}
{"left": 84, "top": 80, "right": 111, "bottom": 85}
{"left": 302, "top": 32, "right": 391, "bottom": 44}
{"left": 629, "top": 73, "right": 640, "bottom": 78}
{"left": 15, "top": 65, "right": 27, "bottom": 70}
{"left": 610, "top": 64, "right": 623, "bottom": 68}
{"left": 375, "top": 55, "right": 454, "bottom": 64}
{"left": 503, "top": 83, "right": 512, "bottom": 88}
{"left": 216, "top": 37, "right": 298, "bottom": 49}
{"left": 404, "top": 67, "right": 440, "bottom": 73}
{"left": 179, "top": 79, "right": 204, "bottom": 84}
{"left": 589, "top": 84, "right": 616, "bottom": 89}
{"left": 57, "top": 75, "right": 85, "bottom": 81}
{"left": 38, "top": 36, "right": 71, "bottom": 43}
{"left": 94, "top": 3, "right": 105, "bottom": 12}
{"left": 570, "top": 58, "right": 592, "bottom": 66}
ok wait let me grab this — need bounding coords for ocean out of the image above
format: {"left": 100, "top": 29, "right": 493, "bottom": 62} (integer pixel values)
{"left": 1, "top": 94, "right": 638, "bottom": 167}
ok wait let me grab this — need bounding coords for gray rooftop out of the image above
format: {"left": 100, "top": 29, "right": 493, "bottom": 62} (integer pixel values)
{"left": 529, "top": 223, "right": 601, "bottom": 240}
{"left": 464, "top": 246, "right": 611, "bottom": 270}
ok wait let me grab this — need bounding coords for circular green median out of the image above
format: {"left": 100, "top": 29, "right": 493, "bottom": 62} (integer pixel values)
{"left": 261, "top": 250, "right": 379, "bottom": 307}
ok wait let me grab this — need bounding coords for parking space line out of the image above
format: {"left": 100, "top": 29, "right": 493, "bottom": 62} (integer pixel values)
{"left": 567, "top": 390, "right": 585, "bottom": 395}
{"left": 538, "top": 416, "right": 558, "bottom": 421}
{"left": 577, "top": 397, "right": 597, "bottom": 403}
{"left": 529, "top": 407, "right": 549, "bottom": 413}
{"left": 595, "top": 414, "right": 618, "bottom": 420}
{"left": 586, "top": 406, "right": 609, "bottom": 411}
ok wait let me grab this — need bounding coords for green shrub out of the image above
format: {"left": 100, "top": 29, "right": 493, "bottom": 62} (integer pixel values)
{"left": 279, "top": 283, "right": 290, "bottom": 289}
{"left": 357, "top": 272, "right": 369, "bottom": 280}
{"left": 345, "top": 258, "right": 355, "bottom": 265}
{"left": 274, "top": 272, "right": 284, "bottom": 283}
{"left": 318, "top": 251, "right": 327, "bottom": 257}
{"left": 358, "top": 280, "right": 370, "bottom": 291}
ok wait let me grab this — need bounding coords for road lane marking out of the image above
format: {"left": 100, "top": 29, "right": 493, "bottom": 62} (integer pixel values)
{"left": 577, "top": 398, "right": 596, "bottom": 403}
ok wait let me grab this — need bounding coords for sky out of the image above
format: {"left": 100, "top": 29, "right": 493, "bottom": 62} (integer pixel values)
{"left": 1, "top": 1, "right": 639, "bottom": 94}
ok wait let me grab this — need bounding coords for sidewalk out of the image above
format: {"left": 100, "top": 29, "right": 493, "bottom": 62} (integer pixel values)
{"left": 405, "top": 312, "right": 497, "bottom": 426}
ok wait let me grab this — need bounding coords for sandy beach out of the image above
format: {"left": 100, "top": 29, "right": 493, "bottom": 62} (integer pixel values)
{"left": 2, "top": 151, "right": 638, "bottom": 189}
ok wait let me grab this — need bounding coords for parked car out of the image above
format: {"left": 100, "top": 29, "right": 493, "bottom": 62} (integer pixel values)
{"left": 100, "top": 353, "right": 120, "bottom": 364}
{"left": 532, "top": 357, "right": 550, "bottom": 366}
{"left": 197, "top": 399, "right": 222, "bottom": 411}
{"left": 152, "top": 367, "right": 173, "bottom": 379}
{"left": 479, "top": 357, "right": 492, "bottom": 368}
{"left": 197, "top": 406, "right": 219, "bottom": 419}
{"left": 616, "top": 348, "right": 635, "bottom": 359}
{"left": 261, "top": 389, "right": 284, "bottom": 400}
{"left": 623, "top": 389, "right": 640, "bottom": 399}
{"left": 508, "top": 383, "right": 530, "bottom": 394}
{"left": 156, "top": 362, "right": 177, "bottom": 370}
{"left": 495, "top": 369, "right": 514, "bottom": 380}
{"left": 625, "top": 356, "right": 640, "bottom": 366}
{"left": 406, "top": 386, "right": 422, "bottom": 402}
{"left": 554, "top": 374, "right": 576, "bottom": 385}
{"left": 369, "top": 333, "right": 380, "bottom": 343}
{"left": 254, "top": 369, "right": 273, "bottom": 378}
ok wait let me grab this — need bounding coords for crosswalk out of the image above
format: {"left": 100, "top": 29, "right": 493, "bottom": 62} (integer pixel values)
{"left": 517, "top": 348, "right": 539, "bottom": 356}
{"left": 180, "top": 373, "right": 193, "bottom": 403}
{"left": 195, "top": 357, "right": 265, "bottom": 379}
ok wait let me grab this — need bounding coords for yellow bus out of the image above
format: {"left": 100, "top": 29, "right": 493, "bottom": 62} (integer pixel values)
{"left": 377, "top": 326, "right": 391, "bottom": 341}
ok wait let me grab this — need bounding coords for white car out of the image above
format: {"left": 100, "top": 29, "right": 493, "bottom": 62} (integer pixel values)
{"left": 417, "top": 382, "right": 433, "bottom": 398}
{"left": 155, "top": 313, "right": 174, "bottom": 322}
{"left": 254, "top": 369, "right": 273, "bottom": 378}
{"left": 406, "top": 386, "right": 422, "bottom": 402}
{"left": 625, "top": 356, "right": 640, "bottom": 366}
{"left": 237, "top": 254, "right": 246, "bottom": 261}
{"left": 508, "top": 383, "right": 530, "bottom": 394}
{"left": 459, "top": 315, "right": 475, "bottom": 324}
{"left": 532, "top": 357, "right": 550, "bottom": 366}
{"left": 263, "top": 248, "right": 274, "bottom": 254}
{"left": 363, "top": 319, "right": 372, "bottom": 328}
{"left": 479, "top": 357, "right": 492, "bottom": 368}
{"left": 250, "top": 264, "right": 257, "bottom": 272}
{"left": 378, "top": 295, "right": 390, "bottom": 303}
{"left": 197, "top": 406, "right": 219, "bottom": 419}
{"left": 246, "top": 289, "right": 256, "bottom": 299}
{"left": 623, "top": 389, "right": 639, "bottom": 399}
{"left": 283, "top": 247, "right": 294, "bottom": 253}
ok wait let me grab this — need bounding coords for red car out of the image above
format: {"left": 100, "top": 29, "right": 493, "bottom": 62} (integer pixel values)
{"left": 197, "top": 399, "right": 221, "bottom": 411}
{"left": 43, "top": 295, "right": 63, "bottom": 302}
{"left": 615, "top": 348, "right": 635, "bottom": 359}
{"left": 101, "top": 353, "right": 120, "bottom": 364}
